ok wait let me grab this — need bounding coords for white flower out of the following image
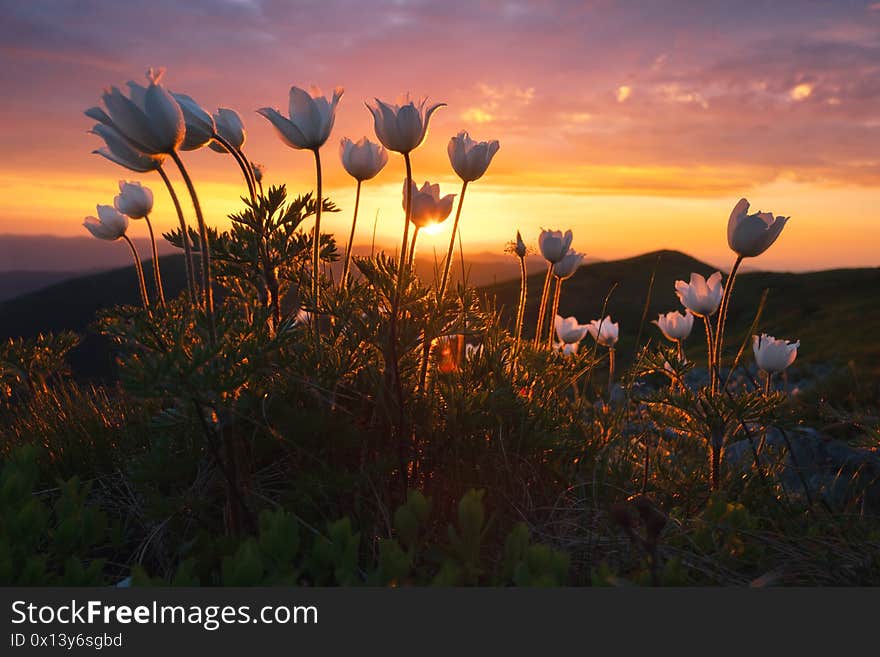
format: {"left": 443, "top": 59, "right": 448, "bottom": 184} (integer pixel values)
{"left": 171, "top": 92, "right": 216, "bottom": 151}
{"left": 552, "top": 250, "right": 584, "bottom": 279}
{"left": 89, "top": 123, "right": 165, "bottom": 172}
{"left": 653, "top": 310, "right": 694, "bottom": 342}
{"left": 339, "top": 137, "right": 388, "bottom": 181}
{"left": 753, "top": 334, "right": 799, "bottom": 373}
{"left": 447, "top": 131, "right": 500, "bottom": 182}
{"left": 727, "top": 198, "right": 789, "bottom": 258}
{"left": 258, "top": 85, "right": 343, "bottom": 151}
{"left": 553, "top": 342, "right": 580, "bottom": 356}
{"left": 538, "top": 229, "right": 573, "bottom": 264}
{"left": 587, "top": 316, "right": 619, "bottom": 347}
{"left": 83, "top": 205, "right": 129, "bottom": 241}
{"left": 366, "top": 95, "right": 445, "bottom": 154}
{"left": 402, "top": 180, "right": 455, "bottom": 228}
{"left": 114, "top": 181, "right": 153, "bottom": 218}
{"left": 674, "top": 272, "right": 724, "bottom": 317}
{"left": 554, "top": 315, "right": 589, "bottom": 345}
{"left": 209, "top": 108, "right": 246, "bottom": 152}
{"left": 85, "top": 68, "right": 184, "bottom": 155}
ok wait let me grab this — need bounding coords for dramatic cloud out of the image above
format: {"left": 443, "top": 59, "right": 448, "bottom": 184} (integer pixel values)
{"left": 1, "top": 0, "right": 878, "bottom": 269}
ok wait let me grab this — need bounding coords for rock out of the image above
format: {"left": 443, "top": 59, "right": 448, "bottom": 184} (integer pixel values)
{"left": 726, "top": 427, "right": 880, "bottom": 510}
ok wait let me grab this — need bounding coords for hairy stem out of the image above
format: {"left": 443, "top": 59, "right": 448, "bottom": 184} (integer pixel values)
{"left": 342, "top": 179, "right": 362, "bottom": 288}
{"left": 714, "top": 255, "right": 744, "bottom": 379}
{"left": 170, "top": 150, "right": 215, "bottom": 340}
{"left": 312, "top": 148, "right": 324, "bottom": 345}
{"left": 703, "top": 315, "right": 716, "bottom": 393}
{"left": 439, "top": 180, "right": 468, "bottom": 299}
{"left": 534, "top": 265, "right": 553, "bottom": 348}
{"left": 388, "top": 151, "right": 414, "bottom": 497}
{"left": 213, "top": 132, "right": 255, "bottom": 202}
{"left": 547, "top": 276, "right": 563, "bottom": 349}
{"left": 407, "top": 226, "right": 421, "bottom": 268}
{"left": 143, "top": 214, "right": 165, "bottom": 306}
{"left": 397, "top": 153, "right": 414, "bottom": 287}
{"left": 122, "top": 235, "right": 149, "bottom": 309}
{"left": 157, "top": 165, "right": 196, "bottom": 302}
{"left": 607, "top": 347, "right": 616, "bottom": 400}
{"left": 515, "top": 255, "right": 527, "bottom": 348}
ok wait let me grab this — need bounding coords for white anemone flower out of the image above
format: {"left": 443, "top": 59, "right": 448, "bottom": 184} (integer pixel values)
{"left": 674, "top": 272, "right": 724, "bottom": 318}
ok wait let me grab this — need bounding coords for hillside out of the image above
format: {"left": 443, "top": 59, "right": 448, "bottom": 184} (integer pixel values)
{"left": 486, "top": 249, "right": 880, "bottom": 374}
{"left": 1, "top": 249, "right": 878, "bottom": 379}
{"left": 0, "top": 270, "right": 80, "bottom": 302}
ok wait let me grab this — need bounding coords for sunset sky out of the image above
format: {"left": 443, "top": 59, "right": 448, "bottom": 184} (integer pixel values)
{"left": 1, "top": 0, "right": 878, "bottom": 271}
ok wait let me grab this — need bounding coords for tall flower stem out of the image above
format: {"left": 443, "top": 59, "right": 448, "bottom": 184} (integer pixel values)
{"left": 407, "top": 226, "right": 421, "bottom": 268}
{"left": 388, "top": 151, "right": 414, "bottom": 496}
{"left": 213, "top": 133, "right": 255, "bottom": 202}
{"left": 703, "top": 316, "right": 716, "bottom": 393}
{"left": 341, "top": 179, "right": 362, "bottom": 288}
{"left": 547, "top": 276, "right": 563, "bottom": 350}
{"left": 514, "top": 255, "right": 527, "bottom": 348}
{"left": 170, "top": 151, "right": 215, "bottom": 341}
{"left": 533, "top": 265, "right": 553, "bottom": 347}
{"left": 438, "top": 180, "right": 468, "bottom": 299}
{"left": 714, "top": 255, "right": 744, "bottom": 380}
{"left": 157, "top": 165, "right": 196, "bottom": 303}
{"left": 396, "top": 153, "right": 415, "bottom": 287}
{"left": 311, "top": 149, "right": 324, "bottom": 342}
{"left": 143, "top": 214, "right": 165, "bottom": 306}
{"left": 239, "top": 149, "right": 259, "bottom": 195}
{"left": 607, "top": 347, "right": 616, "bottom": 400}
{"left": 122, "top": 235, "right": 149, "bottom": 309}
{"left": 764, "top": 371, "right": 772, "bottom": 397}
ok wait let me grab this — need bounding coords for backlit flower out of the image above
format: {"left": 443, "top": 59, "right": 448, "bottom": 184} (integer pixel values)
{"left": 727, "top": 198, "right": 789, "bottom": 258}
{"left": 447, "top": 131, "right": 500, "bottom": 182}
{"left": 552, "top": 249, "right": 584, "bottom": 279}
{"left": 171, "top": 92, "right": 216, "bottom": 150}
{"left": 653, "top": 310, "right": 694, "bottom": 342}
{"left": 85, "top": 68, "right": 184, "bottom": 155}
{"left": 587, "top": 316, "right": 619, "bottom": 347}
{"left": 753, "top": 334, "right": 799, "bottom": 373}
{"left": 366, "top": 95, "right": 445, "bottom": 154}
{"left": 555, "top": 315, "right": 589, "bottom": 345}
{"left": 209, "top": 108, "right": 246, "bottom": 152}
{"left": 258, "top": 85, "right": 343, "bottom": 151}
{"left": 402, "top": 180, "right": 455, "bottom": 229}
{"left": 114, "top": 181, "right": 153, "bottom": 219}
{"left": 554, "top": 342, "right": 580, "bottom": 356}
{"left": 251, "top": 162, "right": 265, "bottom": 183}
{"left": 83, "top": 205, "right": 129, "bottom": 241}
{"left": 538, "top": 229, "right": 573, "bottom": 264}
{"left": 90, "top": 123, "right": 165, "bottom": 172}
{"left": 340, "top": 137, "right": 388, "bottom": 181}
{"left": 674, "top": 272, "right": 723, "bottom": 317}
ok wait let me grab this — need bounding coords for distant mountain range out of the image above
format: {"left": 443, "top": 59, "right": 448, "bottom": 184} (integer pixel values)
{"left": 1, "top": 247, "right": 877, "bottom": 380}
{"left": 0, "top": 234, "right": 591, "bottom": 301}
{"left": 487, "top": 249, "right": 880, "bottom": 374}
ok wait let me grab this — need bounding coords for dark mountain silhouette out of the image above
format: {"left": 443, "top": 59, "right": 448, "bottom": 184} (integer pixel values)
{"left": 0, "top": 270, "right": 81, "bottom": 302}
{"left": 1, "top": 249, "right": 877, "bottom": 379}
{"left": 486, "top": 249, "right": 880, "bottom": 372}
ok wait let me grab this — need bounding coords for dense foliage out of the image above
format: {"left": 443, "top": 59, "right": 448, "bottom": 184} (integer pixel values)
{"left": 2, "top": 184, "right": 878, "bottom": 587}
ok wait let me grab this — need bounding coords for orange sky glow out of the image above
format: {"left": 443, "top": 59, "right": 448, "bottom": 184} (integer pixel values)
{"left": 1, "top": 1, "right": 878, "bottom": 272}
